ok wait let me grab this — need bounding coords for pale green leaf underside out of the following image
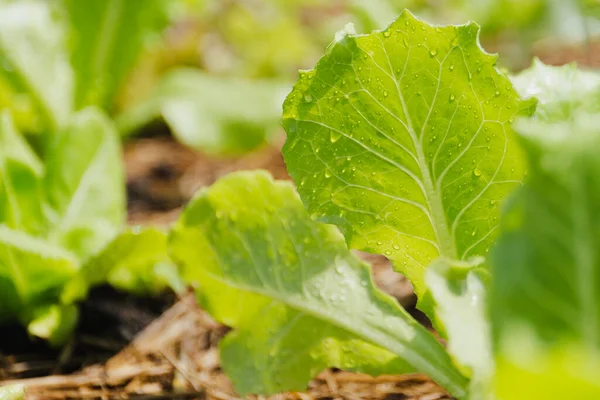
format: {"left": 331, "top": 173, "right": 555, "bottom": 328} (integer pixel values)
{"left": 282, "top": 11, "right": 536, "bottom": 300}
{"left": 170, "top": 171, "right": 466, "bottom": 397}
{"left": 426, "top": 258, "right": 493, "bottom": 400}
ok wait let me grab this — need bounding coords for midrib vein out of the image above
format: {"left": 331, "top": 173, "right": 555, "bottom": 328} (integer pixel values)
{"left": 382, "top": 44, "right": 457, "bottom": 260}
{"left": 415, "top": 142, "right": 458, "bottom": 260}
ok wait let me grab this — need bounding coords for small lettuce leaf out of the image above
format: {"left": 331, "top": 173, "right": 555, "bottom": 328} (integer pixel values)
{"left": 65, "top": 0, "right": 168, "bottom": 110}
{"left": 511, "top": 59, "right": 600, "bottom": 122}
{"left": 0, "top": 225, "right": 78, "bottom": 325}
{"left": 282, "top": 11, "right": 536, "bottom": 310}
{"left": 62, "top": 227, "right": 173, "bottom": 302}
{"left": 170, "top": 170, "right": 467, "bottom": 397}
{"left": 426, "top": 258, "right": 493, "bottom": 400}
{"left": 0, "top": 0, "right": 73, "bottom": 130}
{"left": 491, "top": 110, "right": 600, "bottom": 397}
{"left": 118, "top": 69, "right": 289, "bottom": 155}
{"left": 27, "top": 303, "right": 78, "bottom": 347}
{"left": 44, "top": 108, "right": 125, "bottom": 260}
{"left": 0, "top": 112, "right": 45, "bottom": 233}
{"left": 0, "top": 385, "right": 25, "bottom": 400}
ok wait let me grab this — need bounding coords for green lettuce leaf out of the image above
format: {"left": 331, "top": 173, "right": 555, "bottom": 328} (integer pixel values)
{"left": 282, "top": 11, "right": 536, "bottom": 310}
{"left": 0, "top": 385, "right": 24, "bottom": 400}
{"left": 426, "top": 258, "right": 493, "bottom": 400}
{"left": 44, "top": 108, "right": 125, "bottom": 260}
{"left": 65, "top": 0, "right": 168, "bottom": 110}
{"left": 0, "top": 0, "right": 73, "bottom": 131}
{"left": 491, "top": 109, "right": 600, "bottom": 397}
{"left": 0, "top": 112, "right": 45, "bottom": 233}
{"left": 61, "top": 227, "right": 173, "bottom": 302}
{"left": 118, "top": 69, "right": 289, "bottom": 155}
{"left": 0, "top": 108, "right": 127, "bottom": 343}
{"left": 511, "top": 59, "right": 600, "bottom": 122}
{"left": 170, "top": 170, "right": 467, "bottom": 397}
{"left": 27, "top": 303, "right": 78, "bottom": 347}
{"left": 0, "top": 225, "right": 78, "bottom": 325}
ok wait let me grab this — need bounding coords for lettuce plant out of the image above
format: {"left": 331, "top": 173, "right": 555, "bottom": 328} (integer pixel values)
{"left": 0, "top": 108, "right": 171, "bottom": 345}
{"left": 169, "top": 11, "right": 600, "bottom": 400}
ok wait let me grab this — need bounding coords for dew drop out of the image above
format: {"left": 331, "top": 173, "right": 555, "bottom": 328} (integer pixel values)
{"left": 383, "top": 30, "right": 391, "bottom": 38}
{"left": 473, "top": 168, "right": 482, "bottom": 177}
{"left": 304, "top": 94, "right": 313, "bottom": 103}
{"left": 429, "top": 49, "right": 438, "bottom": 57}
{"left": 325, "top": 169, "right": 332, "bottom": 178}
{"left": 383, "top": 90, "right": 389, "bottom": 97}
{"left": 330, "top": 130, "right": 341, "bottom": 143}
{"left": 449, "top": 94, "right": 456, "bottom": 102}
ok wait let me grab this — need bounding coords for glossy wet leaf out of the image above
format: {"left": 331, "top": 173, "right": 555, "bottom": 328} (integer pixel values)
{"left": 118, "top": 69, "right": 289, "bottom": 155}
{"left": 282, "top": 11, "right": 536, "bottom": 308}
{"left": 0, "top": 0, "right": 73, "bottom": 130}
{"left": 491, "top": 110, "right": 600, "bottom": 397}
{"left": 426, "top": 258, "right": 493, "bottom": 400}
{"left": 44, "top": 108, "right": 125, "bottom": 260}
{"left": 65, "top": 0, "right": 168, "bottom": 109}
{"left": 170, "top": 171, "right": 467, "bottom": 397}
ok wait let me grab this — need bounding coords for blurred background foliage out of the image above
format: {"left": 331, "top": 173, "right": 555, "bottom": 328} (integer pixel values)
{"left": 0, "top": 0, "right": 598, "bottom": 156}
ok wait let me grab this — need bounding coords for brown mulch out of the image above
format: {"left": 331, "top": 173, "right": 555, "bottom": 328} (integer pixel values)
{"left": 4, "top": 294, "right": 449, "bottom": 400}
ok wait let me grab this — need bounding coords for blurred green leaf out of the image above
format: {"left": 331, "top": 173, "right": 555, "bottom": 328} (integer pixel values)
{"left": 282, "top": 11, "right": 535, "bottom": 316}
{"left": 0, "top": 0, "right": 73, "bottom": 130}
{"left": 491, "top": 96, "right": 600, "bottom": 396}
{"left": 119, "top": 68, "right": 289, "bottom": 155}
{"left": 65, "top": 0, "right": 169, "bottom": 110}
{"left": 511, "top": 59, "right": 600, "bottom": 122}
{"left": 426, "top": 258, "right": 493, "bottom": 400}
{"left": 170, "top": 170, "right": 467, "bottom": 397}
{"left": 62, "top": 227, "right": 172, "bottom": 302}
{"left": 0, "top": 225, "right": 78, "bottom": 325}
{"left": 27, "top": 303, "right": 78, "bottom": 347}
{"left": 0, "top": 385, "right": 25, "bottom": 400}
{"left": 44, "top": 108, "right": 125, "bottom": 260}
{"left": 0, "top": 112, "right": 45, "bottom": 233}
